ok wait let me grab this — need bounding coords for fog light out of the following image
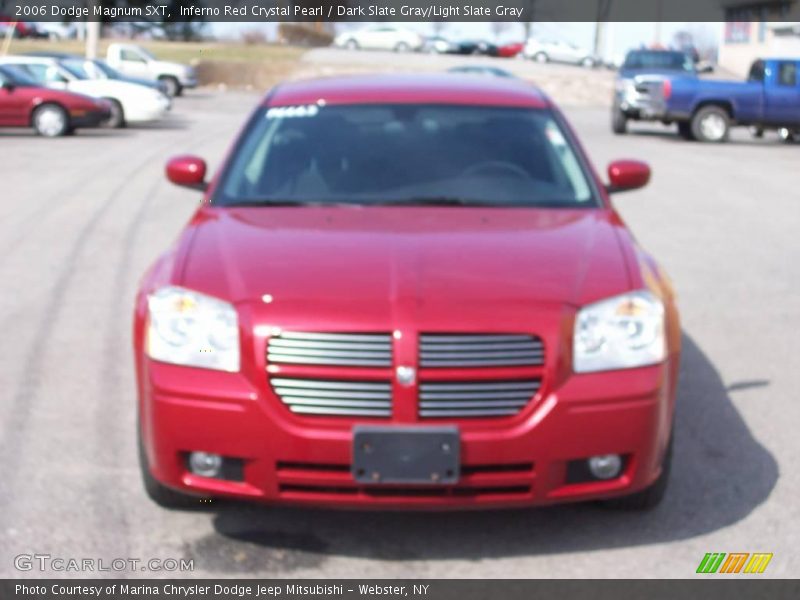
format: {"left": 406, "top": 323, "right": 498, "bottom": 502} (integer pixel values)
{"left": 587, "top": 454, "right": 623, "bottom": 480}
{"left": 188, "top": 452, "right": 223, "bottom": 478}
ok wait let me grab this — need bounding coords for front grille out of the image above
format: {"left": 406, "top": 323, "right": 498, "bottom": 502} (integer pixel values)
{"left": 267, "top": 332, "right": 392, "bottom": 367}
{"left": 419, "top": 380, "right": 541, "bottom": 418}
{"left": 271, "top": 378, "right": 392, "bottom": 417}
{"left": 419, "top": 334, "right": 544, "bottom": 367}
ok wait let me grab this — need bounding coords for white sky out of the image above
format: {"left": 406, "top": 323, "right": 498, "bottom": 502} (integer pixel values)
{"left": 212, "top": 21, "right": 724, "bottom": 61}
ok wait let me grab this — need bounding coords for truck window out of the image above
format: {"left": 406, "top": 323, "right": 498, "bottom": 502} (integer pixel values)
{"left": 777, "top": 62, "right": 797, "bottom": 87}
{"left": 120, "top": 49, "right": 145, "bottom": 62}
{"left": 748, "top": 60, "right": 765, "bottom": 82}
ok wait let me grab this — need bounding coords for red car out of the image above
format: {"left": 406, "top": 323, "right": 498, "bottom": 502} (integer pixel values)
{"left": 0, "top": 64, "right": 110, "bottom": 136}
{"left": 497, "top": 42, "right": 525, "bottom": 58}
{"left": 134, "top": 74, "right": 681, "bottom": 511}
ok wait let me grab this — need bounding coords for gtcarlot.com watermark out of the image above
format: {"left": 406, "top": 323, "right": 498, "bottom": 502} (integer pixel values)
{"left": 14, "top": 553, "right": 194, "bottom": 573}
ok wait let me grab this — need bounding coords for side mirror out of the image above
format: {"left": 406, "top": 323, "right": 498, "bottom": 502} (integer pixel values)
{"left": 166, "top": 155, "right": 207, "bottom": 191}
{"left": 606, "top": 160, "right": 650, "bottom": 193}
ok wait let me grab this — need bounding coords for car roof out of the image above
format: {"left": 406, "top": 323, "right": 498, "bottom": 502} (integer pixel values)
{"left": 266, "top": 73, "right": 550, "bottom": 109}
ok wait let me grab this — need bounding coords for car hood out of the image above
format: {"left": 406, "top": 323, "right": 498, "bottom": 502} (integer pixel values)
{"left": 178, "top": 206, "right": 631, "bottom": 315}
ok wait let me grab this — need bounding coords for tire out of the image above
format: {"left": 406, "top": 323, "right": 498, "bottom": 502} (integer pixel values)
{"left": 394, "top": 42, "right": 410, "bottom": 53}
{"left": 602, "top": 434, "right": 673, "bottom": 511}
{"left": 611, "top": 107, "right": 627, "bottom": 134}
{"left": 32, "top": 103, "right": 69, "bottom": 137}
{"left": 691, "top": 105, "right": 730, "bottom": 143}
{"left": 533, "top": 52, "right": 548, "bottom": 63}
{"left": 159, "top": 76, "right": 181, "bottom": 98}
{"left": 345, "top": 39, "right": 359, "bottom": 50}
{"left": 138, "top": 424, "right": 202, "bottom": 509}
{"left": 581, "top": 57, "right": 595, "bottom": 68}
{"left": 677, "top": 121, "right": 694, "bottom": 140}
{"left": 102, "top": 98, "right": 125, "bottom": 129}
{"left": 750, "top": 126, "right": 764, "bottom": 138}
{"left": 778, "top": 127, "right": 799, "bottom": 143}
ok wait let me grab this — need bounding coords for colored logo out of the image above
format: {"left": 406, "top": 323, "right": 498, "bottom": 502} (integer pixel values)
{"left": 696, "top": 552, "right": 773, "bottom": 574}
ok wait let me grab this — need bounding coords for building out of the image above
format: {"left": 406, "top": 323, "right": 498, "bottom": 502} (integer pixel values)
{"left": 719, "top": 1, "right": 800, "bottom": 76}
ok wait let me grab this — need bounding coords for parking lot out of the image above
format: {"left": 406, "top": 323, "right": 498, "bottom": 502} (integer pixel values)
{"left": 0, "top": 81, "right": 798, "bottom": 578}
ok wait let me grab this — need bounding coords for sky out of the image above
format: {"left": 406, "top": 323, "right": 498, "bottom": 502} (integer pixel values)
{"left": 212, "top": 21, "right": 724, "bottom": 62}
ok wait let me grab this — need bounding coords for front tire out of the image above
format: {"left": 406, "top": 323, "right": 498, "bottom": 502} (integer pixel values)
{"left": 32, "top": 103, "right": 69, "bottom": 137}
{"left": 691, "top": 105, "right": 730, "bottom": 143}
{"left": 102, "top": 98, "right": 125, "bottom": 129}
{"left": 581, "top": 57, "right": 595, "bottom": 68}
{"left": 611, "top": 107, "right": 627, "bottom": 134}
{"left": 394, "top": 42, "right": 410, "bottom": 52}
{"left": 159, "top": 76, "right": 182, "bottom": 98}
{"left": 344, "top": 39, "right": 359, "bottom": 50}
{"left": 533, "top": 52, "right": 548, "bottom": 63}
{"left": 603, "top": 434, "right": 673, "bottom": 510}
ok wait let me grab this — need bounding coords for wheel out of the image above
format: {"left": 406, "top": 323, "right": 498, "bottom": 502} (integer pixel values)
{"left": 394, "top": 42, "right": 410, "bottom": 52}
{"left": 778, "top": 128, "right": 799, "bottom": 143}
{"left": 611, "top": 107, "right": 627, "bottom": 134}
{"left": 138, "top": 423, "right": 202, "bottom": 509}
{"left": 691, "top": 105, "right": 730, "bottom": 143}
{"left": 159, "top": 76, "right": 181, "bottom": 98}
{"left": 102, "top": 98, "right": 125, "bottom": 129}
{"left": 750, "top": 126, "right": 764, "bottom": 138}
{"left": 32, "top": 103, "right": 69, "bottom": 137}
{"left": 344, "top": 39, "right": 359, "bottom": 50}
{"left": 533, "top": 52, "right": 548, "bottom": 63}
{"left": 581, "top": 57, "right": 595, "bottom": 68}
{"left": 602, "top": 433, "right": 673, "bottom": 510}
{"left": 677, "top": 121, "right": 694, "bottom": 140}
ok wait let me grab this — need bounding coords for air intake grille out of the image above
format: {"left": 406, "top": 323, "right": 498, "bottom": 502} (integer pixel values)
{"left": 267, "top": 332, "right": 392, "bottom": 367}
{"left": 419, "top": 334, "right": 544, "bottom": 367}
{"left": 271, "top": 378, "right": 392, "bottom": 417}
{"left": 419, "top": 380, "right": 541, "bottom": 418}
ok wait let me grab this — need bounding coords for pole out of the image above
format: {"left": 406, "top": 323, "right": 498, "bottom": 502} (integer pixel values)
{"left": 85, "top": 1, "right": 100, "bottom": 59}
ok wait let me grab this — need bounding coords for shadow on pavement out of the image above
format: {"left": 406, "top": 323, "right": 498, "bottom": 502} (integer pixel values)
{"left": 186, "top": 333, "right": 778, "bottom": 573}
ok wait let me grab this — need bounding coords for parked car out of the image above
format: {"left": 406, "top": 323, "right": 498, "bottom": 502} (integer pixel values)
{"left": 334, "top": 25, "right": 424, "bottom": 52}
{"left": 423, "top": 36, "right": 456, "bottom": 54}
{"left": 0, "top": 55, "right": 170, "bottom": 128}
{"left": 24, "top": 51, "right": 170, "bottom": 95}
{"left": 523, "top": 38, "right": 596, "bottom": 67}
{"left": 612, "top": 49, "right": 701, "bottom": 135}
{"left": 450, "top": 39, "right": 498, "bottom": 56}
{"left": 447, "top": 65, "right": 516, "bottom": 78}
{"left": 134, "top": 73, "right": 680, "bottom": 512}
{"left": 0, "top": 64, "right": 110, "bottom": 136}
{"left": 0, "top": 18, "right": 47, "bottom": 39}
{"left": 497, "top": 42, "right": 525, "bottom": 58}
{"left": 32, "top": 22, "right": 77, "bottom": 40}
{"left": 649, "top": 58, "right": 800, "bottom": 143}
{"left": 106, "top": 43, "right": 197, "bottom": 97}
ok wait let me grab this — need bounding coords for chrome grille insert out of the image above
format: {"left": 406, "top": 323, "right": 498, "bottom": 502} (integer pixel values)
{"left": 271, "top": 378, "right": 392, "bottom": 417}
{"left": 419, "top": 334, "right": 544, "bottom": 367}
{"left": 267, "top": 332, "right": 392, "bottom": 367}
{"left": 419, "top": 380, "right": 541, "bottom": 418}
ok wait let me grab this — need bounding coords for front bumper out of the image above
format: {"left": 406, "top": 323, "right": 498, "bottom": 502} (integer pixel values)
{"left": 70, "top": 107, "right": 111, "bottom": 128}
{"left": 138, "top": 356, "right": 677, "bottom": 509}
{"left": 615, "top": 89, "right": 668, "bottom": 121}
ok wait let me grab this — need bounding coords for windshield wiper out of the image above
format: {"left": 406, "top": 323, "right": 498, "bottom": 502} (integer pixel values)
{"left": 378, "top": 196, "right": 497, "bottom": 207}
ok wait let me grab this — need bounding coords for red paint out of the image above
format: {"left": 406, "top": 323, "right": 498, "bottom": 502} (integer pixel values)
{"left": 497, "top": 42, "right": 525, "bottom": 58}
{"left": 135, "top": 75, "right": 680, "bottom": 509}
{"left": 0, "top": 75, "right": 107, "bottom": 129}
{"left": 165, "top": 155, "right": 207, "bottom": 188}
{"left": 607, "top": 160, "right": 651, "bottom": 193}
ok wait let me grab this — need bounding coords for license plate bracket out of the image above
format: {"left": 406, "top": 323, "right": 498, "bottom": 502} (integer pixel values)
{"left": 352, "top": 426, "right": 460, "bottom": 485}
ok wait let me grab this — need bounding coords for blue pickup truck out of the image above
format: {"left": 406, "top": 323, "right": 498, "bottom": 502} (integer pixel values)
{"left": 655, "top": 58, "right": 800, "bottom": 143}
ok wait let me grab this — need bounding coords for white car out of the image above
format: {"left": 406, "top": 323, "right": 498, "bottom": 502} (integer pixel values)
{"left": 523, "top": 39, "right": 597, "bottom": 67}
{"left": 334, "top": 25, "right": 424, "bottom": 52}
{"left": 106, "top": 44, "right": 197, "bottom": 98}
{"left": 0, "top": 56, "right": 170, "bottom": 128}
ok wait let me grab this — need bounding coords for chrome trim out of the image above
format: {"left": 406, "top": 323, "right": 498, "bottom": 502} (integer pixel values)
{"left": 267, "top": 332, "right": 392, "bottom": 367}
{"left": 419, "top": 333, "right": 544, "bottom": 368}
{"left": 418, "top": 379, "right": 541, "bottom": 418}
{"left": 270, "top": 377, "right": 392, "bottom": 417}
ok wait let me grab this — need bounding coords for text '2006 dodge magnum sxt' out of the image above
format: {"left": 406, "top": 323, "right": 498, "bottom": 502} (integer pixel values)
{"left": 134, "top": 74, "right": 680, "bottom": 511}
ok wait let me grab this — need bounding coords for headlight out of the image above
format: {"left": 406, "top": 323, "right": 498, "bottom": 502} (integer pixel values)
{"left": 573, "top": 290, "right": 666, "bottom": 373}
{"left": 146, "top": 286, "right": 240, "bottom": 372}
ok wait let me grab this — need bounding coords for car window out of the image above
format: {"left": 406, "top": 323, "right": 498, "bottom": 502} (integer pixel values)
{"left": 777, "top": 62, "right": 797, "bottom": 87}
{"left": 121, "top": 49, "right": 145, "bottom": 62}
{"left": 19, "top": 63, "right": 69, "bottom": 84}
{"left": 216, "top": 104, "right": 597, "bottom": 208}
{"left": 623, "top": 51, "right": 694, "bottom": 73}
{"left": 748, "top": 60, "right": 765, "bottom": 82}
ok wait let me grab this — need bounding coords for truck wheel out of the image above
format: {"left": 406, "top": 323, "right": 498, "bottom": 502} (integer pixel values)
{"left": 602, "top": 433, "right": 673, "bottom": 511}
{"left": 533, "top": 52, "right": 548, "bottom": 63}
{"left": 159, "top": 76, "right": 182, "bottom": 98}
{"left": 102, "top": 98, "right": 125, "bottom": 129}
{"left": 677, "top": 121, "right": 694, "bottom": 140}
{"left": 32, "top": 103, "right": 69, "bottom": 137}
{"left": 691, "top": 105, "right": 730, "bottom": 143}
{"left": 778, "top": 128, "right": 799, "bottom": 143}
{"left": 138, "top": 424, "right": 204, "bottom": 509}
{"left": 611, "top": 108, "right": 627, "bottom": 134}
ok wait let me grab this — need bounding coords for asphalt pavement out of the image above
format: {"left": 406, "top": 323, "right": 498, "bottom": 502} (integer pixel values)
{"left": 0, "top": 88, "right": 797, "bottom": 578}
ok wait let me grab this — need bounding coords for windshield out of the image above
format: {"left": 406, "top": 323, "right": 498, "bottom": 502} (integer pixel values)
{"left": 92, "top": 59, "right": 121, "bottom": 79}
{"left": 215, "top": 104, "right": 597, "bottom": 208}
{"left": 622, "top": 51, "right": 694, "bottom": 73}
{"left": 58, "top": 61, "right": 87, "bottom": 80}
{"left": 0, "top": 64, "right": 39, "bottom": 86}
